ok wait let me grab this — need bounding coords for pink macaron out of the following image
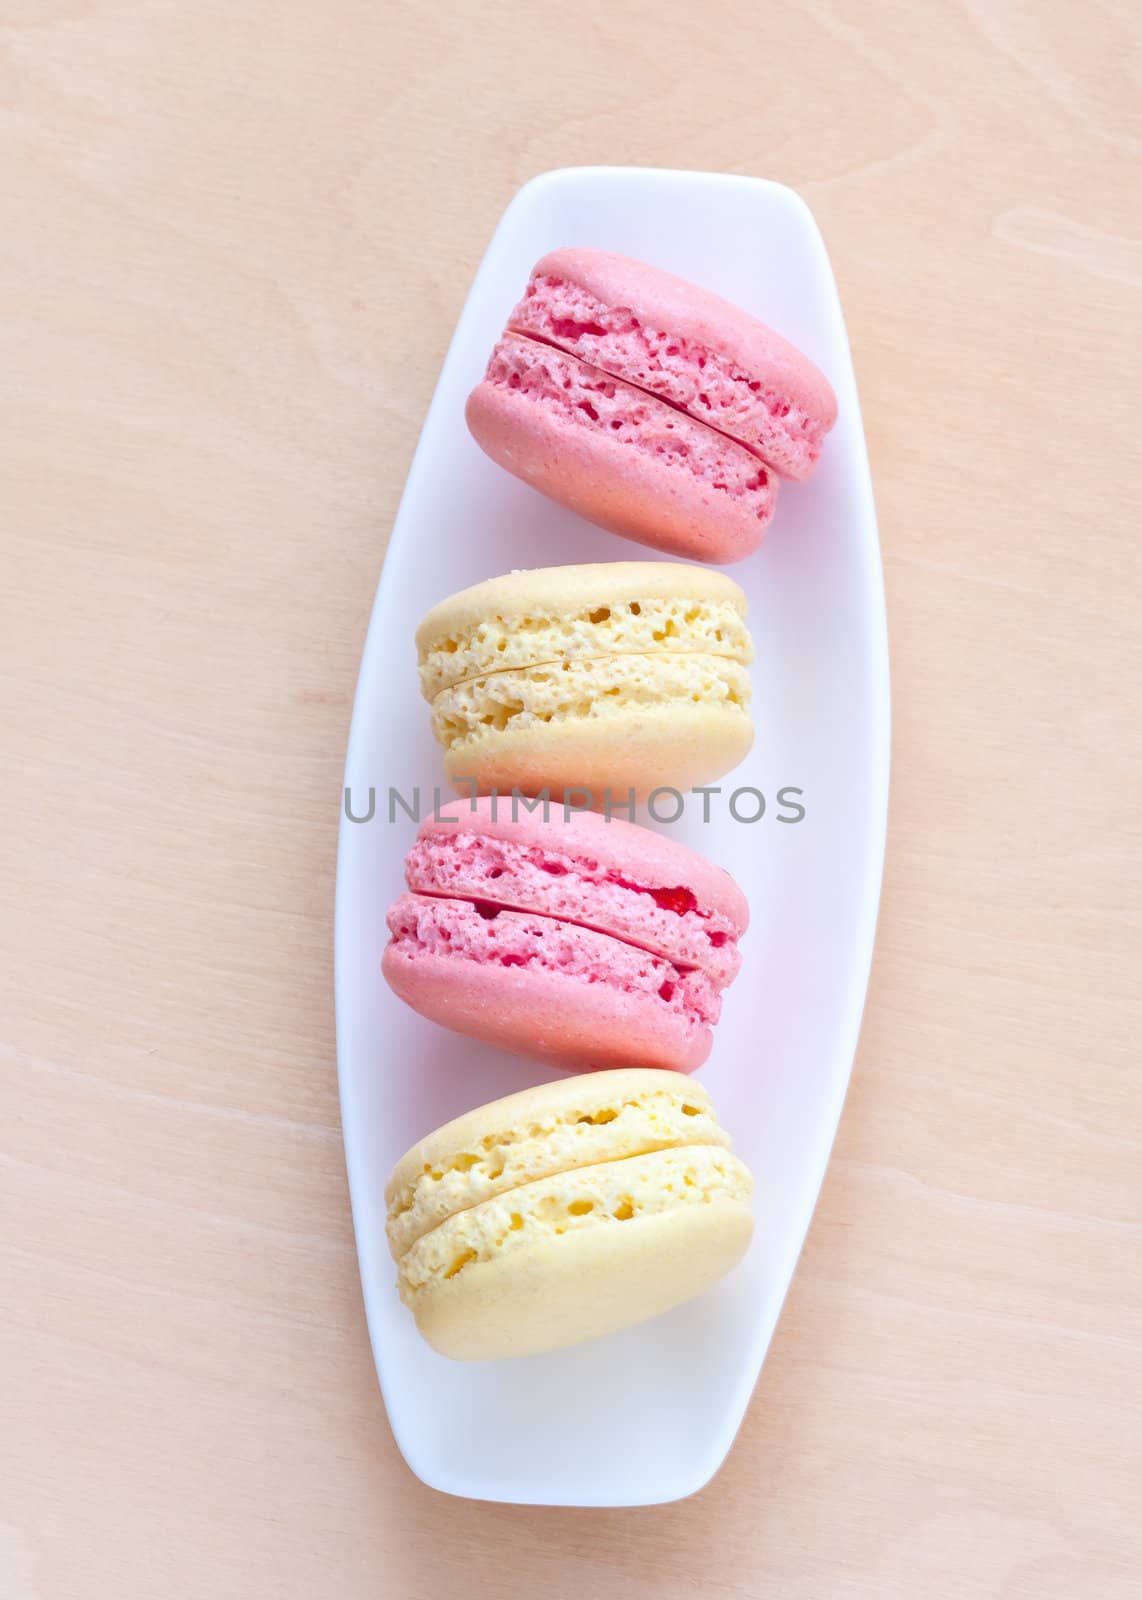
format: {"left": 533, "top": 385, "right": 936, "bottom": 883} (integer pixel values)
{"left": 382, "top": 799, "right": 748, "bottom": 1073}
{"left": 466, "top": 247, "right": 837, "bottom": 564}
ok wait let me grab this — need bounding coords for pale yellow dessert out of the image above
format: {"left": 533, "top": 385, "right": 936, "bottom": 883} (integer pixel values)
{"left": 384, "top": 1068, "right": 755, "bottom": 1361}
{"left": 415, "top": 563, "right": 755, "bottom": 797}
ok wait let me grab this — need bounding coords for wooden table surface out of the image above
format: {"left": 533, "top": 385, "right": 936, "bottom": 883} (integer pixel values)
{"left": 3, "top": 1, "right": 1140, "bottom": 1595}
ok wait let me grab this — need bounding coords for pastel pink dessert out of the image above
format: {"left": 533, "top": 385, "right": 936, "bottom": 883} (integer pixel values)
{"left": 382, "top": 799, "right": 749, "bottom": 1073}
{"left": 466, "top": 247, "right": 837, "bottom": 563}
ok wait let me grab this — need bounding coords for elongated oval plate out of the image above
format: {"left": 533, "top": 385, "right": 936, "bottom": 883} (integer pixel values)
{"left": 335, "top": 167, "right": 889, "bottom": 1506}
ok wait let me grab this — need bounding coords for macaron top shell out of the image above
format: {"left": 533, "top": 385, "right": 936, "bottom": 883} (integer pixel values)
{"left": 524, "top": 248, "right": 836, "bottom": 418}
{"left": 385, "top": 1067, "right": 725, "bottom": 1256}
{"left": 416, "top": 560, "right": 747, "bottom": 633}
{"left": 419, "top": 797, "right": 748, "bottom": 937}
{"left": 387, "top": 1067, "right": 715, "bottom": 1193}
{"left": 416, "top": 561, "right": 752, "bottom": 700}
{"left": 511, "top": 248, "right": 836, "bottom": 477}
{"left": 416, "top": 561, "right": 748, "bottom": 651}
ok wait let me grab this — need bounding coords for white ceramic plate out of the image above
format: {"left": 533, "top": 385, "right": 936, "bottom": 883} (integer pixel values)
{"left": 335, "top": 167, "right": 889, "bottom": 1506}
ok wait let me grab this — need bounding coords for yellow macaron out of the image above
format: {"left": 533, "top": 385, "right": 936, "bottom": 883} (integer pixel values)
{"left": 385, "top": 1068, "right": 755, "bottom": 1361}
{"left": 415, "top": 562, "right": 755, "bottom": 797}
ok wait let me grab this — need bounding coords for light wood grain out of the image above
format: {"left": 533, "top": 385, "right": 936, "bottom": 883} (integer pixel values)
{"left": 2, "top": 0, "right": 1140, "bottom": 1595}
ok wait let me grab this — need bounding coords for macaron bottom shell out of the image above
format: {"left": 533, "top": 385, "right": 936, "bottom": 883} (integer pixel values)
{"left": 413, "top": 1198, "right": 754, "bottom": 1361}
{"left": 467, "top": 338, "right": 776, "bottom": 564}
{"left": 383, "top": 911, "right": 714, "bottom": 1073}
{"left": 402, "top": 1149, "right": 754, "bottom": 1362}
{"left": 440, "top": 700, "right": 754, "bottom": 801}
